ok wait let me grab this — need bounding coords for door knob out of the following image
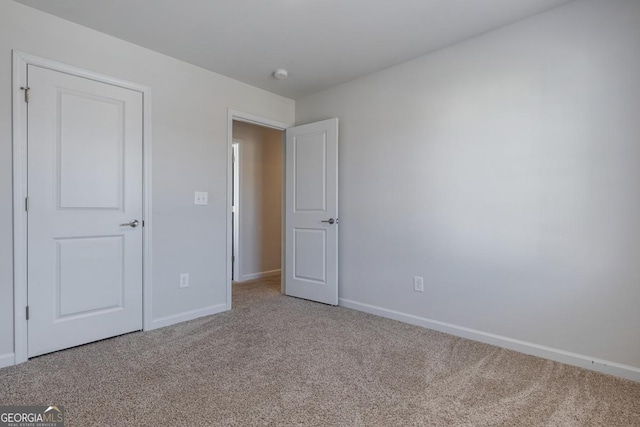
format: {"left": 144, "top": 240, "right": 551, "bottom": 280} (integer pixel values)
{"left": 321, "top": 218, "right": 336, "bottom": 225}
{"left": 120, "top": 219, "right": 140, "bottom": 228}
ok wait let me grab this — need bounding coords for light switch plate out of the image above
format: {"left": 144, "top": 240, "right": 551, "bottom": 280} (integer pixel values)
{"left": 194, "top": 191, "right": 208, "bottom": 205}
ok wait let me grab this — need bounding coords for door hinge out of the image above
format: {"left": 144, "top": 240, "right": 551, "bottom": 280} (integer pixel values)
{"left": 232, "top": 255, "right": 235, "bottom": 263}
{"left": 25, "top": 197, "right": 29, "bottom": 212}
{"left": 26, "top": 306, "right": 29, "bottom": 320}
{"left": 20, "top": 86, "right": 30, "bottom": 103}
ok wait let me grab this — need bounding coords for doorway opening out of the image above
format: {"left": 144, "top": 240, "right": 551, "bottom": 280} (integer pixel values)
{"left": 226, "top": 110, "right": 339, "bottom": 310}
{"left": 229, "top": 114, "right": 286, "bottom": 307}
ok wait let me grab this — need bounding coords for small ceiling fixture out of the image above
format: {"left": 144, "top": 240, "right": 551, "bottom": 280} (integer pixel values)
{"left": 273, "top": 69, "right": 289, "bottom": 80}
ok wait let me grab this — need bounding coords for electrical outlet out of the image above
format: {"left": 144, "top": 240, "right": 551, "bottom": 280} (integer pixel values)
{"left": 194, "top": 191, "right": 208, "bottom": 205}
{"left": 179, "top": 273, "right": 190, "bottom": 288}
{"left": 414, "top": 276, "right": 424, "bottom": 292}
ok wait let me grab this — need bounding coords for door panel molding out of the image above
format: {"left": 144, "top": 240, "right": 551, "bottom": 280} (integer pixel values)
{"left": 11, "top": 50, "right": 153, "bottom": 365}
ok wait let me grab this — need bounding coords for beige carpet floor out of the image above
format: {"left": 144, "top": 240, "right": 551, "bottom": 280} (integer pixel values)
{"left": 1, "top": 276, "right": 639, "bottom": 426}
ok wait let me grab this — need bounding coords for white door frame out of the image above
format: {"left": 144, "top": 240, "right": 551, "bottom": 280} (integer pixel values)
{"left": 226, "top": 109, "right": 291, "bottom": 309}
{"left": 12, "top": 50, "right": 153, "bottom": 365}
{"left": 231, "top": 140, "right": 241, "bottom": 281}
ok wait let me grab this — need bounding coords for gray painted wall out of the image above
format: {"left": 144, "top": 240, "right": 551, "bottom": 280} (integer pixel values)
{"left": 296, "top": 0, "right": 640, "bottom": 370}
{"left": 0, "top": 1, "right": 294, "bottom": 364}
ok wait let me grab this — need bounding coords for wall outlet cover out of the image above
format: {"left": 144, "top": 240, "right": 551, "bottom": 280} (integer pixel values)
{"left": 414, "top": 276, "right": 424, "bottom": 292}
{"left": 179, "top": 273, "right": 190, "bottom": 288}
{"left": 194, "top": 191, "right": 208, "bottom": 205}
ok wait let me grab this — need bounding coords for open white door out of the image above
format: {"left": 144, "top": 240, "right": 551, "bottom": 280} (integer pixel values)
{"left": 285, "top": 118, "right": 338, "bottom": 305}
{"left": 27, "top": 64, "right": 143, "bottom": 357}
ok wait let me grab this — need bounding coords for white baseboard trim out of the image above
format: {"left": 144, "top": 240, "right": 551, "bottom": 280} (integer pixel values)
{"left": 339, "top": 298, "right": 640, "bottom": 382}
{"left": 239, "top": 269, "right": 281, "bottom": 282}
{"left": 0, "top": 352, "right": 15, "bottom": 369}
{"left": 149, "top": 303, "right": 228, "bottom": 330}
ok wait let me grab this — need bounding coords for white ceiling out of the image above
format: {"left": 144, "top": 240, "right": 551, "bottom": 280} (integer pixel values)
{"left": 16, "top": 0, "right": 573, "bottom": 99}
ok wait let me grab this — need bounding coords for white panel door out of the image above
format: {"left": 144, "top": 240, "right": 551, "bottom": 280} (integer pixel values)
{"left": 285, "top": 119, "right": 338, "bottom": 305}
{"left": 27, "top": 65, "right": 143, "bottom": 357}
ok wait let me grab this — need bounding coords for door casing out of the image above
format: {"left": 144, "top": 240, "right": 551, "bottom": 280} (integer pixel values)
{"left": 226, "top": 110, "right": 292, "bottom": 309}
{"left": 232, "top": 140, "right": 240, "bottom": 281}
{"left": 11, "top": 50, "right": 153, "bottom": 365}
